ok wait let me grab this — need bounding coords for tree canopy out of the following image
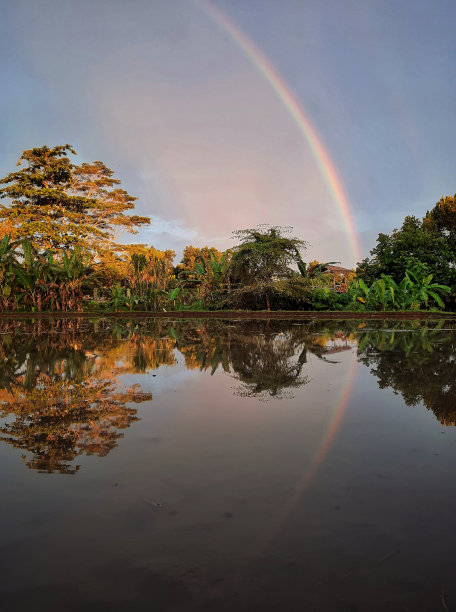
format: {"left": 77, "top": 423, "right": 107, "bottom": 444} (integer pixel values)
{"left": 0, "top": 145, "right": 150, "bottom": 257}
{"left": 230, "top": 225, "right": 308, "bottom": 285}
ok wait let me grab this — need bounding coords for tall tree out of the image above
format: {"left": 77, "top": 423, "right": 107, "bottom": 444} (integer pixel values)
{"left": 0, "top": 145, "right": 149, "bottom": 257}
{"left": 229, "top": 225, "right": 308, "bottom": 310}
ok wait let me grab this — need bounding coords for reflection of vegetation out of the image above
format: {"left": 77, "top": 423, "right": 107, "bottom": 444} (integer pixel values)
{"left": 0, "top": 318, "right": 174, "bottom": 474}
{"left": 174, "top": 320, "right": 354, "bottom": 399}
{"left": 0, "top": 319, "right": 354, "bottom": 475}
{"left": 231, "top": 334, "right": 307, "bottom": 398}
{"left": 355, "top": 321, "right": 456, "bottom": 425}
{"left": 7, "top": 316, "right": 455, "bottom": 476}
{"left": 177, "top": 321, "right": 309, "bottom": 398}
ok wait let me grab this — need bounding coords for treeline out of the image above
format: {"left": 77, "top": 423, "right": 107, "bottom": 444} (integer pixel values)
{"left": 0, "top": 144, "right": 454, "bottom": 312}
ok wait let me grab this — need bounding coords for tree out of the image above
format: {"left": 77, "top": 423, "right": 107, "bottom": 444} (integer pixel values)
{"left": 0, "top": 145, "right": 150, "bottom": 257}
{"left": 230, "top": 225, "right": 307, "bottom": 284}
{"left": 424, "top": 194, "right": 456, "bottom": 250}
{"left": 356, "top": 215, "right": 455, "bottom": 289}
{"left": 228, "top": 225, "right": 308, "bottom": 310}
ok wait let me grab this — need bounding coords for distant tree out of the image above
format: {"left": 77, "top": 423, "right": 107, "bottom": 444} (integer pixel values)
{"left": 0, "top": 145, "right": 150, "bottom": 257}
{"left": 128, "top": 245, "right": 175, "bottom": 309}
{"left": 356, "top": 215, "right": 455, "bottom": 288}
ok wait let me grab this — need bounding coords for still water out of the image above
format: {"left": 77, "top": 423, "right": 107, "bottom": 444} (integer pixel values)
{"left": 1, "top": 317, "right": 455, "bottom": 611}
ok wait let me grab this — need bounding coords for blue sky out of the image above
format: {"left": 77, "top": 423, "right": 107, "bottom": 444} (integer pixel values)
{"left": 1, "top": 0, "right": 455, "bottom": 265}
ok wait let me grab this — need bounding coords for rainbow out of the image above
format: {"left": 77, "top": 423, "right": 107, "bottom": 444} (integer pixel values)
{"left": 195, "top": 0, "right": 361, "bottom": 263}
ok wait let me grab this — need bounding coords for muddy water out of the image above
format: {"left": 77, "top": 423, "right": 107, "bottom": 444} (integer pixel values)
{"left": 0, "top": 317, "right": 455, "bottom": 611}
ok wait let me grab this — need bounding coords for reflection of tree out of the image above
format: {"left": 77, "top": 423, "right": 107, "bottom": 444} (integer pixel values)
{"left": 230, "top": 332, "right": 307, "bottom": 398}
{"left": 176, "top": 323, "right": 230, "bottom": 375}
{"left": 175, "top": 320, "right": 353, "bottom": 399}
{"left": 355, "top": 321, "right": 456, "bottom": 425}
{"left": 0, "top": 378, "right": 146, "bottom": 474}
{"left": 0, "top": 318, "right": 176, "bottom": 474}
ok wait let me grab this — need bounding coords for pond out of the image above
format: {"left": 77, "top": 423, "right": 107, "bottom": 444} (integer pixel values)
{"left": 0, "top": 317, "right": 455, "bottom": 611}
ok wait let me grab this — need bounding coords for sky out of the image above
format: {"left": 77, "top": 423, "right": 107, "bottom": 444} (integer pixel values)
{"left": 1, "top": 0, "right": 455, "bottom": 266}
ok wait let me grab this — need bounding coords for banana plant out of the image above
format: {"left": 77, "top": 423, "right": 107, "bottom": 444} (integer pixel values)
{"left": 0, "top": 235, "right": 22, "bottom": 310}
{"left": 404, "top": 264, "right": 450, "bottom": 310}
{"left": 15, "top": 241, "right": 55, "bottom": 311}
{"left": 109, "top": 283, "right": 131, "bottom": 311}
{"left": 348, "top": 264, "right": 450, "bottom": 311}
{"left": 192, "top": 250, "right": 230, "bottom": 307}
{"left": 194, "top": 256, "right": 206, "bottom": 277}
{"left": 209, "top": 250, "right": 229, "bottom": 284}
{"left": 167, "top": 287, "right": 181, "bottom": 310}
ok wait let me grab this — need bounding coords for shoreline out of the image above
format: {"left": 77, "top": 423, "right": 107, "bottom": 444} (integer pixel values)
{"left": 0, "top": 310, "right": 455, "bottom": 320}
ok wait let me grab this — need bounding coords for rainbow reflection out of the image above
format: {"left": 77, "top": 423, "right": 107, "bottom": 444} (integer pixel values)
{"left": 258, "top": 347, "right": 358, "bottom": 554}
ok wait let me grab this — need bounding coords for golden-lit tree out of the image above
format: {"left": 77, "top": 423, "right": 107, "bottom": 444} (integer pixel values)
{"left": 0, "top": 145, "right": 150, "bottom": 258}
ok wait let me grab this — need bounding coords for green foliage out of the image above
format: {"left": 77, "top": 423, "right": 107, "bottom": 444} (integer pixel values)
{"left": 178, "top": 248, "right": 231, "bottom": 308}
{"left": 347, "top": 262, "right": 450, "bottom": 311}
{"left": 0, "top": 235, "right": 21, "bottom": 310}
{"left": 305, "top": 286, "right": 349, "bottom": 310}
{"left": 357, "top": 214, "right": 456, "bottom": 295}
{"left": 127, "top": 249, "right": 175, "bottom": 310}
{"left": 1, "top": 152, "right": 456, "bottom": 316}
{"left": 169, "top": 287, "right": 180, "bottom": 301}
{"left": 230, "top": 225, "right": 307, "bottom": 283}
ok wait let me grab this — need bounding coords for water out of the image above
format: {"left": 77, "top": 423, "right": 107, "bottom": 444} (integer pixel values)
{"left": 0, "top": 317, "right": 455, "bottom": 611}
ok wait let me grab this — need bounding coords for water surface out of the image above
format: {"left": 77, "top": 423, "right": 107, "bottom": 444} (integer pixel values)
{"left": 1, "top": 317, "right": 455, "bottom": 611}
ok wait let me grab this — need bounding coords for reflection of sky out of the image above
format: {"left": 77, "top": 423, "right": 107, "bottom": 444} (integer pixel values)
{"left": 1, "top": 1, "right": 456, "bottom": 265}
{"left": 121, "top": 355, "right": 200, "bottom": 396}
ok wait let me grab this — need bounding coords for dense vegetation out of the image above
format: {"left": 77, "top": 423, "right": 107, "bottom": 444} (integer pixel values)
{"left": 0, "top": 145, "right": 455, "bottom": 312}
